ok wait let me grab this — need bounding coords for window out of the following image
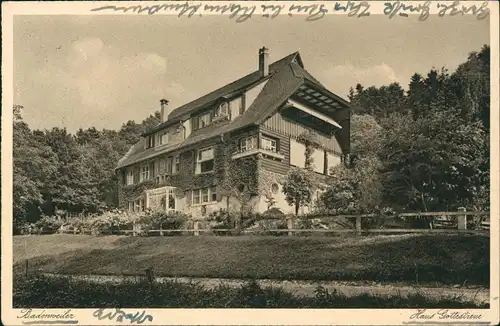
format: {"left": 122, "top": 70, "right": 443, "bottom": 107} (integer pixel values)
{"left": 195, "top": 112, "right": 211, "bottom": 130}
{"left": 261, "top": 136, "right": 277, "bottom": 152}
{"left": 192, "top": 117, "right": 199, "bottom": 131}
{"left": 174, "top": 155, "right": 180, "bottom": 173}
{"left": 159, "top": 159, "right": 165, "bottom": 172}
{"left": 230, "top": 97, "right": 243, "bottom": 119}
{"left": 290, "top": 139, "right": 306, "bottom": 168}
{"left": 126, "top": 169, "right": 134, "bottom": 185}
{"left": 214, "top": 102, "right": 229, "bottom": 118}
{"left": 135, "top": 198, "right": 145, "bottom": 212}
{"left": 240, "top": 136, "right": 257, "bottom": 152}
{"left": 146, "top": 135, "right": 155, "bottom": 149}
{"left": 128, "top": 201, "right": 134, "bottom": 212}
{"left": 166, "top": 156, "right": 173, "bottom": 174}
{"left": 192, "top": 189, "right": 200, "bottom": 205}
{"left": 327, "top": 152, "right": 341, "bottom": 175}
{"left": 210, "top": 186, "right": 217, "bottom": 202}
{"left": 312, "top": 148, "right": 325, "bottom": 174}
{"left": 167, "top": 188, "right": 176, "bottom": 212}
{"left": 158, "top": 131, "right": 168, "bottom": 146}
{"left": 192, "top": 186, "right": 217, "bottom": 205}
{"left": 201, "top": 188, "right": 209, "bottom": 203}
{"left": 196, "top": 147, "right": 214, "bottom": 174}
{"left": 140, "top": 165, "right": 150, "bottom": 181}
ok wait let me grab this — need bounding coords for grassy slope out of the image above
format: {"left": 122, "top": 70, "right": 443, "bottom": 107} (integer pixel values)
{"left": 13, "top": 234, "right": 490, "bottom": 285}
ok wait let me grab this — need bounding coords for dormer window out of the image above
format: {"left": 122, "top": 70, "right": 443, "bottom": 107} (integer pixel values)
{"left": 146, "top": 135, "right": 155, "bottom": 149}
{"left": 214, "top": 101, "right": 229, "bottom": 121}
{"left": 199, "top": 113, "right": 211, "bottom": 127}
{"left": 193, "top": 112, "right": 211, "bottom": 131}
{"left": 158, "top": 131, "right": 168, "bottom": 146}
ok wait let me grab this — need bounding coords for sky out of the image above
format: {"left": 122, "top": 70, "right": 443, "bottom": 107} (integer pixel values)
{"left": 13, "top": 14, "right": 490, "bottom": 133}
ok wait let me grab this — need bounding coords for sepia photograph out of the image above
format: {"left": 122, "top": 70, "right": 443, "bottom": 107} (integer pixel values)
{"left": 2, "top": 1, "right": 499, "bottom": 325}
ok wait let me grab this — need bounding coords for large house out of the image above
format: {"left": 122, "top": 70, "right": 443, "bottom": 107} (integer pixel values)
{"left": 116, "top": 47, "right": 351, "bottom": 217}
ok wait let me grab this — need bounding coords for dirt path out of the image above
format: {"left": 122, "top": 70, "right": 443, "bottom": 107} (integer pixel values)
{"left": 41, "top": 273, "right": 489, "bottom": 305}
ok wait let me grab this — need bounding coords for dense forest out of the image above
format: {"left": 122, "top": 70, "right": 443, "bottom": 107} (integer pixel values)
{"left": 13, "top": 45, "right": 490, "bottom": 230}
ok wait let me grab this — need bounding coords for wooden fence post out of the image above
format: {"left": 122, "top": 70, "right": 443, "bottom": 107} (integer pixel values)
{"left": 132, "top": 221, "right": 137, "bottom": 236}
{"left": 159, "top": 223, "right": 164, "bottom": 236}
{"left": 287, "top": 217, "right": 294, "bottom": 237}
{"left": 355, "top": 216, "right": 362, "bottom": 236}
{"left": 145, "top": 267, "right": 155, "bottom": 283}
{"left": 457, "top": 207, "right": 467, "bottom": 230}
{"left": 194, "top": 221, "right": 200, "bottom": 236}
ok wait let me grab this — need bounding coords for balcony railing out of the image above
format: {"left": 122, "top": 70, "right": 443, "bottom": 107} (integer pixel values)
{"left": 231, "top": 148, "right": 285, "bottom": 161}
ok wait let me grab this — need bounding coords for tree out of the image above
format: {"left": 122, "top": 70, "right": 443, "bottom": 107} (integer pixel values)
{"left": 378, "top": 109, "right": 486, "bottom": 212}
{"left": 321, "top": 114, "right": 383, "bottom": 214}
{"left": 13, "top": 105, "right": 59, "bottom": 228}
{"left": 349, "top": 83, "right": 407, "bottom": 118}
{"left": 282, "top": 168, "right": 315, "bottom": 215}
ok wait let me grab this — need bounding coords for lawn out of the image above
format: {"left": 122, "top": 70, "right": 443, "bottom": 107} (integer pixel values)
{"left": 13, "top": 233, "right": 490, "bottom": 285}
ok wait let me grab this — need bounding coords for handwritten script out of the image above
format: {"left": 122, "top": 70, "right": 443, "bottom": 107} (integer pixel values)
{"left": 90, "top": 1, "right": 490, "bottom": 22}
{"left": 93, "top": 308, "right": 153, "bottom": 324}
{"left": 17, "top": 309, "right": 78, "bottom": 324}
{"left": 409, "top": 309, "right": 483, "bottom": 321}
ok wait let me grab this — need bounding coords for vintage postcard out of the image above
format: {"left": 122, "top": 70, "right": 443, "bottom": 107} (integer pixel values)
{"left": 2, "top": 1, "right": 499, "bottom": 325}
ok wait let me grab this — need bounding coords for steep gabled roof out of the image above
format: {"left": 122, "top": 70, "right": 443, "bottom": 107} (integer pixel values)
{"left": 145, "top": 52, "right": 305, "bottom": 136}
{"left": 116, "top": 51, "right": 350, "bottom": 170}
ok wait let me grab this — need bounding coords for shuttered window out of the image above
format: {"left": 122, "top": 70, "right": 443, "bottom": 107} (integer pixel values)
{"left": 312, "top": 148, "right": 325, "bottom": 174}
{"left": 290, "top": 139, "right": 306, "bottom": 168}
{"left": 327, "top": 152, "right": 341, "bottom": 175}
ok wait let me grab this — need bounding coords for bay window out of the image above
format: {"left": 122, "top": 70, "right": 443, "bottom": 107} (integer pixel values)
{"left": 167, "top": 188, "right": 176, "bottom": 212}
{"left": 240, "top": 136, "right": 257, "bottom": 152}
{"left": 261, "top": 136, "right": 277, "bottom": 152}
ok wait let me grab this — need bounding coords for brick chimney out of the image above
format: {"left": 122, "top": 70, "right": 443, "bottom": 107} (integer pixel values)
{"left": 160, "top": 99, "right": 169, "bottom": 122}
{"left": 259, "top": 47, "right": 270, "bottom": 77}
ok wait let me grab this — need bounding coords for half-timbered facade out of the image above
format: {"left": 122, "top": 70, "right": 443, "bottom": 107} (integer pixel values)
{"left": 116, "top": 47, "right": 351, "bottom": 216}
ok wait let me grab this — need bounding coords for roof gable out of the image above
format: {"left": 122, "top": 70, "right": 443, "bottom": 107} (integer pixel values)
{"left": 116, "top": 50, "right": 351, "bottom": 169}
{"left": 163, "top": 52, "right": 303, "bottom": 122}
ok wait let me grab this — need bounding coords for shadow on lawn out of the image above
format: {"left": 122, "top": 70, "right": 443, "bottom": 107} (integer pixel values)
{"left": 13, "top": 275, "right": 490, "bottom": 309}
{"left": 13, "top": 234, "right": 490, "bottom": 286}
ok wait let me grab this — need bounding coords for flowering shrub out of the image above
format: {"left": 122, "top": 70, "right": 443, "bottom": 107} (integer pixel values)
{"left": 86, "top": 209, "right": 138, "bottom": 235}
{"left": 138, "top": 209, "right": 189, "bottom": 234}
{"left": 18, "top": 223, "right": 37, "bottom": 235}
{"left": 34, "top": 216, "right": 65, "bottom": 234}
{"left": 206, "top": 210, "right": 238, "bottom": 235}
{"left": 296, "top": 218, "right": 328, "bottom": 230}
{"left": 244, "top": 217, "right": 288, "bottom": 236}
